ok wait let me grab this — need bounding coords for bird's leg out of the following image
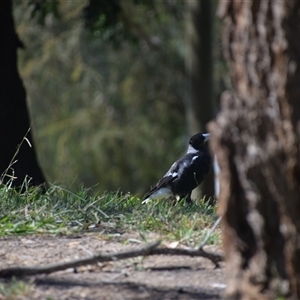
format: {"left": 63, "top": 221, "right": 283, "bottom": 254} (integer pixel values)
{"left": 185, "top": 192, "right": 192, "bottom": 205}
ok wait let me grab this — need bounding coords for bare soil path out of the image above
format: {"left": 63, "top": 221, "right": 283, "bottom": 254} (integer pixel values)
{"left": 1, "top": 234, "right": 225, "bottom": 299}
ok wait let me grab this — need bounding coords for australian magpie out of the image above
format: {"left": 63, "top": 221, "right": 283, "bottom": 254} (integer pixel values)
{"left": 143, "top": 133, "right": 211, "bottom": 204}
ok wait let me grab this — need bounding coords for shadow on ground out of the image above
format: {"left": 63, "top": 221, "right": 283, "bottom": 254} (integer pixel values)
{"left": 1, "top": 234, "right": 225, "bottom": 299}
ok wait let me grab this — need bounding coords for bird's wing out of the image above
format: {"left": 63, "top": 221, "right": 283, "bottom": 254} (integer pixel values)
{"left": 143, "top": 147, "right": 211, "bottom": 203}
{"left": 143, "top": 159, "right": 181, "bottom": 199}
{"left": 174, "top": 152, "right": 211, "bottom": 187}
{"left": 143, "top": 154, "right": 193, "bottom": 200}
{"left": 166, "top": 153, "right": 197, "bottom": 178}
{"left": 143, "top": 174, "right": 176, "bottom": 200}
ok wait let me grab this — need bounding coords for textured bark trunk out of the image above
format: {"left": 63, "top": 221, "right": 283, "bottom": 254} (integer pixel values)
{"left": 209, "top": 1, "right": 300, "bottom": 298}
{"left": 185, "top": 0, "right": 215, "bottom": 199}
{"left": 0, "top": 0, "right": 46, "bottom": 187}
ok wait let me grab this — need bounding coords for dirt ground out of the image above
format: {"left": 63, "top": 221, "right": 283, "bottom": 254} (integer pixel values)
{"left": 0, "top": 233, "right": 225, "bottom": 299}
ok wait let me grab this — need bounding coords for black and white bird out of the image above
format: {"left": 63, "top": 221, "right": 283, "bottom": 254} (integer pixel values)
{"left": 143, "top": 133, "right": 211, "bottom": 204}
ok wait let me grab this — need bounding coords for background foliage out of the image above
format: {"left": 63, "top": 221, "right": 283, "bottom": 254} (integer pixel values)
{"left": 13, "top": 1, "right": 218, "bottom": 196}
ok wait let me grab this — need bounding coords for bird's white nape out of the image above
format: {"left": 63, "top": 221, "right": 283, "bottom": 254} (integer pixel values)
{"left": 187, "top": 144, "right": 198, "bottom": 154}
{"left": 142, "top": 187, "right": 172, "bottom": 204}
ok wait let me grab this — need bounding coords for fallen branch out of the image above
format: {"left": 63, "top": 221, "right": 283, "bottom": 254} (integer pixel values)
{"left": 150, "top": 246, "right": 223, "bottom": 265}
{"left": 0, "top": 241, "right": 223, "bottom": 278}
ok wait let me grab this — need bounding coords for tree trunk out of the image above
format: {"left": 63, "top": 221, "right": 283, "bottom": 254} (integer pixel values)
{"left": 185, "top": 0, "right": 215, "bottom": 200}
{"left": 0, "top": 0, "right": 46, "bottom": 187}
{"left": 209, "top": 1, "right": 300, "bottom": 298}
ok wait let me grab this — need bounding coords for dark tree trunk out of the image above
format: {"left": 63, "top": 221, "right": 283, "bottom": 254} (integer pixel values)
{"left": 209, "top": 1, "right": 300, "bottom": 298}
{"left": 185, "top": 0, "right": 215, "bottom": 200}
{"left": 0, "top": 0, "right": 46, "bottom": 187}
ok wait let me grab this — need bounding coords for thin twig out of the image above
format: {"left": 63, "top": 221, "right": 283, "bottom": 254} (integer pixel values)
{"left": 197, "top": 216, "right": 222, "bottom": 249}
{"left": 0, "top": 241, "right": 223, "bottom": 278}
{"left": 0, "top": 127, "right": 32, "bottom": 183}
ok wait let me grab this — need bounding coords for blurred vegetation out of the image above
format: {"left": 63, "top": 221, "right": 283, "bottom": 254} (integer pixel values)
{"left": 13, "top": 1, "right": 219, "bottom": 196}
{"left": 13, "top": 0, "right": 188, "bottom": 195}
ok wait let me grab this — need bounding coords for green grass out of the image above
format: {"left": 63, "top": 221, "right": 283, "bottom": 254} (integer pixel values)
{"left": 0, "top": 278, "right": 33, "bottom": 300}
{"left": 0, "top": 183, "right": 220, "bottom": 246}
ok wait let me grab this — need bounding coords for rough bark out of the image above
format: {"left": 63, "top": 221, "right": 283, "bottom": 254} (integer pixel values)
{"left": 185, "top": 0, "right": 215, "bottom": 199}
{"left": 208, "top": 1, "right": 300, "bottom": 299}
{"left": 0, "top": 0, "right": 46, "bottom": 187}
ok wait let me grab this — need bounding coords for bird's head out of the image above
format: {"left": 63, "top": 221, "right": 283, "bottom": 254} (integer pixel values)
{"left": 187, "top": 133, "right": 210, "bottom": 153}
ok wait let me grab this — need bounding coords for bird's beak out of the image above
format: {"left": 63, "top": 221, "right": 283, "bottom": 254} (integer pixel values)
{"left": 203, "top": 133, "right": 210, "bottom": 142}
